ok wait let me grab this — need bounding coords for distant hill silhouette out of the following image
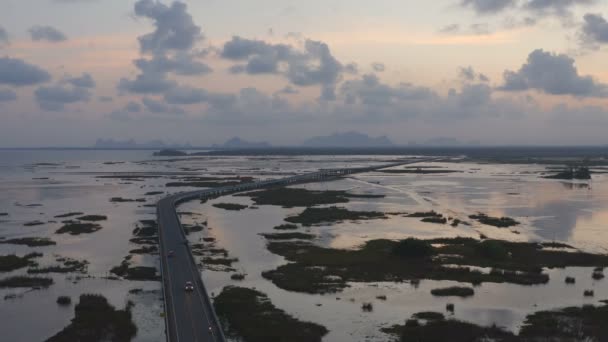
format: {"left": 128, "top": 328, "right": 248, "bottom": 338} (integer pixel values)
{"left": 213, "top": 137, "right": 271, "bottom": 149}
{"left": 303, "top": 132, "right": 393, "bottom": 147}
{"left": 94, "top": 138, "right": 191, "bottom": 149}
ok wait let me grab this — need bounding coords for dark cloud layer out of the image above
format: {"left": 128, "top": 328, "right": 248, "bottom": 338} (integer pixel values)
{"left": 0, "top": 26, "right": 8, "bottom": 45}
{"left": 0, "top": 57, "right": 51, "bottom": 86}
{"left": 500, "top": 49, "right": 607, "bottom": 97}
{"left": 134, "top": 0, "right": 202, "bottom": 54}
{"left": 29, "top": 25, "right": 67, "bottom": 42}
{"left": 65, "top": 73, "right": 96, "bottom": 88}
{"left": 35, "top": 84, "right": 91, "bottom": 111}
{"left": 581, "top": 13, "right": 608, "bottom": 44}
{"left": 0, "top": 88, "right": 17, "bottom": 102}
{"left": 460, "top": 0, "right": 516, "bottom": 14}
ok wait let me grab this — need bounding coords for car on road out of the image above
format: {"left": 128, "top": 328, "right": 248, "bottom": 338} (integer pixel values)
{"left": 168, "top": 250, "right": 174, "bottom": 257}
{"left": 184, "top": 281, "right": 194, "bottom": 292}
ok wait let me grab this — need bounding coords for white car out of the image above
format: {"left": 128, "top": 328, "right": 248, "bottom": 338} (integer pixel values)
{"left": 184, "top": 281, "right": 194, "bottom": 292}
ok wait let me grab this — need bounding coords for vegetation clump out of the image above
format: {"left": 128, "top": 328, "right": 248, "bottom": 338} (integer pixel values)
{"left": 285, "top": 206, "right": 386, "bottom": 226}
{"left": 110, "top": 261, "right": 159, "bottom": 281}
{"left": 392, "top": 238, "right": 434, "bottom": 258}
{"left": 519, "top": 302, "right": 608, "bottom": 340}
{"left": 261, "top": 233, "right": 315, "bottom": 240}
{"left": 422, "top": 217, "right": 447, "bottom": 224}
{"left": 0, "top": 237, "right": 56, "bottom": 246}
{"left": 407, "top": 211, "right": 443, "bottom": 218}
{"left": 212, "top": 203, "right": 249, "bottom": 211}
{"left": 430, "top": 286, "right": 475, "bottom": 297}
{"left": 54, "top": 212, "right": 84, "bottom": 218}
{"left": 56, "top": 222, "right": 102, "bottom": 235}
{"left": 45, "top": 294, "right": 137, "bottom": 342}
{"left": 0, "top": 253, "right": 42, "bottom": 272}
{"left": 261, "top": 237, "right": 608, "bottom": 294}
{"left": 57, "top": 296, "right": 71, "bottom": 306}
{"left": 110, "top": 197, "right": 145, "bottom": 203}
{"left": 76, "top": 215, "right": 107, "bottom": 222}
{"left": 273, "top": 224, "right": 299, "bottom": 230}
{"left": 0, "top": 276, "right": 53, "bottom": 288}
{"left": 382, "top": 315, "right": 515, "bottom": 342}
{"left": 544, "top": 166, "right": 591, "bottom": 180}
{"left": 23, "top": 220, "right": 45, "bottom": 226}
{"left": 214, "top": 286, "right": 328, "bottom": 342}
{"left": 237, "top": 187, "right": 384, "bottom": 208}
{"left": 469, "top": 213, "right": 520, "bottom": 227}
{"left": 28, "top": 258, "right": 88, "bottom": 274}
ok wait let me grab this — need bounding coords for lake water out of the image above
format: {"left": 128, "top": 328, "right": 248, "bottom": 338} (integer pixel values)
{"left": 0, "top": 150, "right": 606, "bottom": 341}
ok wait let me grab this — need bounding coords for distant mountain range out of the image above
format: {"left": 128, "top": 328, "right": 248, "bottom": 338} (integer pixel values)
{"left": 94, "top": 139, "right": 191, "bottom": 149}
{"left": 303, "top": 132, "right": 393, "bottom": 147}
{"left": 213, "top": 137, "right": 271, "bottom": 149}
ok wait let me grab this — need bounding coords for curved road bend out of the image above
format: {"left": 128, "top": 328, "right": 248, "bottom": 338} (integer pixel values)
{"left": 157, "top": 158, "right": 434, "bottom": 342}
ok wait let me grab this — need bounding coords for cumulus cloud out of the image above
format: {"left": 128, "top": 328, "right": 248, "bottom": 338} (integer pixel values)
{"left": 134, "top": 53, "right": 212, "bottom": 76}
{"left": 134, "top": 0, "right": 202, "bottom": 54}
{"left": 142, "top": 97, "right": 184, "bottom": 114}
{"left": 0, "top": 57, "right": 51, "bottom": 86}
{"left": 523, "top": 0, "right": 596, "bottom": 17}
{"left": 118, "top": 72, "right": 177, "bottom": 94}
{"left": 164, "top": 86, "right": 208, "bottom": 104}
{"left": 29, "top": 25, "right": 67, "bottom": 42}
{"left": 340, "top": 74, "right": 437, "bottom": 107}
{"left": 460, "top": 0, "right": 516, "bottom": 15}
{"left": 499, "top": 49, "right": 607, "bottom": 97}
{"left": 439, "top": 24, "right": 461, "bottom": 33}
{"left": 64, "top": 73, "right": 96, "bottom": 88}
{"left": 0, "top": 26, "right": 8, "bottom": 45}
{"left": 125, "top": 101, "right": 141, "bottom": 112}
{"left": 98, "top": 96, "right": 113, "bottom": 102}
{"left": 34, "top": 84, "right": 91, "bottom": 111}
{"left": 119, "top": 1, "right": 211, "bottom": 98}
{"left": 371, "top": 62, "right": 385, "bottom": 72}
{"left": 220, "top": 36, "right": 347, "bottom": 99}
{"left": 459, "top": 66, "right": 490, "bottom": 82}
{"left": 581, "top": 13, "right": 608, "bottom": 45}
{"left": 0, "top": 88, "right": 17, "bottom": 102}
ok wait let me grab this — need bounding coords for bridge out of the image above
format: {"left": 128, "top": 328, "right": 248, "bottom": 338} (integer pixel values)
{"left": 156, "top": 158, "right": 430, "bottom": 341}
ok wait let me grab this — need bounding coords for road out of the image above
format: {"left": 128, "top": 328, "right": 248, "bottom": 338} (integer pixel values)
{"left": 156, "top": 157, "right": 432, "bottom": 342}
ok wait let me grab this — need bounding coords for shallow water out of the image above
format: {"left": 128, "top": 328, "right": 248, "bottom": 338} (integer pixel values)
{"left": 1, "top": 150, "right": 607, "bottom": 341}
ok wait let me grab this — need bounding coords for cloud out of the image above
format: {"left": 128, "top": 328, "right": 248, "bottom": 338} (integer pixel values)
{"left": 340, "top": 74, "right": 437, "bottom": 107}
{"left": 118, "top": 72, "right": 177, "bottom": 94}
{"left": 371, "top": 62, "right": 385, "bottom": 72}
{"left": 98, "top": 96, "right": 113, "bottom": 102}
{"left": 119, "top": 1, "right": 211, "bottom": 97}
{"left": 523, "top": 0, "right": 595, "bottom": 17}
{"left": 126, "top": 101, "right": 141, "bottom": 112}
{"left": 142, "top": 97, "right": 184, "bottom": 114}
{"left": 0, "top": 57, "right": 51, "bottom": 86}
{"left": 34, "top": 84, "right": 91, "bottom": 111}
{"left": 277, "top": 85, "right": 299, "bottom": 94}
{"left": 460, "top": 0, "right": 516, "bottom": 15}
{"left": 134, "top": 53, "right": 212, "bottom": 76}
{"left": 220, "top": 36, "right": 347, "bottom": 99}
{"left": 581, "top": 13, "right": 608, "bottom": 45}
{"left": 459, "top": 66, "right": 489, "bottom": 82}
{"left": 499, "top": 49, "right": 607, "bottom": 97}
{"left": 64, "top": 73, "right": 96, "bottom": 88}
{"left": 164, "top": 86, "right": 208, "bottom": 104}
{"left": 134, "top": 0, "right": 202, "bottom": 54}
{"left": 0, "top": 26, "right": 8, "bottom": 45}
{"left": 439, "top": 24, "right": 461, "bottom": 33}
{"left": 0, "top": 88, "right": 17, "bottom": 102}
{"left": 29, "top": 25, "right": 68, "bottom": 42}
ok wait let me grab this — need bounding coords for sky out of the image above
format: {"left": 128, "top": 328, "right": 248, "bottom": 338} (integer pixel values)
{"left": 1, "top": 0, "right": 608, "bottom": 147}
